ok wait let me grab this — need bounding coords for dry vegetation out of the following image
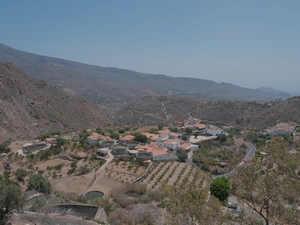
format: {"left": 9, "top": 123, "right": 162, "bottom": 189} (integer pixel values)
{"left": 104, "top": 159, "right": 147, "bottom": 183}
{"left": 140, "top": 161, "right": 201, "bottom": 190}
{"left": 12, "top": 213, "right": 100, "bottom": 225}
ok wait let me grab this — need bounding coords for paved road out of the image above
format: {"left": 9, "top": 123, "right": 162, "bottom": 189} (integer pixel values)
{"left": 212, "top": 141, "right": 256, "bottom": 178}
{"left": 245, "top": 141, "right": 256, "bottom": 159}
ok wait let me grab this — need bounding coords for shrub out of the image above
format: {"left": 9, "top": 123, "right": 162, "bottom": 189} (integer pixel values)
{"left": 27, "top": 174, "right": 52, "bottom": 195}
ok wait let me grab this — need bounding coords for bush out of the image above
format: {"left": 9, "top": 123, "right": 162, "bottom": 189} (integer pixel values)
{"left": 15, "top": 168, "right": 28, "bottom": 183}
{"left": 27, "top": 174, "right": 52, "bottom": 195}
{"left": 76, "top": 195, "right": 87, "bottom": 204}
{"left": 0, "top": 140, "right": 11, "bottom": 153}
{"left": 91, "top": 198, "right": 114, "bottom": 216}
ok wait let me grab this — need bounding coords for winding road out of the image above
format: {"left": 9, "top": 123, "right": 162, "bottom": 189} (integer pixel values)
{"left": 211, "top": 141, "right": 256, "bottom": 178}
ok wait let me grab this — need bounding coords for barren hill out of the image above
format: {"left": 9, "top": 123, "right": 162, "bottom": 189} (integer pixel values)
{"left": 116, "top": 95, "right": 300, "bottom": 127}
{"left": 0, "top": 44, "right": 290, "bottom": 109}
{"left": 0, "top": 62, "right": 110, "bottom": 142}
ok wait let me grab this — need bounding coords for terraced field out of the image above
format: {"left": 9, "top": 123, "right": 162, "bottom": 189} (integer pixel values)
{"left": 140, "top": 161, "right": 202, "bottom": 190}
{"left": 104, "top": 160, "right": 147, "bottom": 183}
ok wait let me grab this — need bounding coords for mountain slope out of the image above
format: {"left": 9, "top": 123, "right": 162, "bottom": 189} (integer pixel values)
{"left": 116, "top": 95, "right": 300, "bottom": 127}
{"left": 0, "top": 61, "right": 110, "bottom": 142}
{"left": 0, "top": 44, "right": 290, "bottom": 109}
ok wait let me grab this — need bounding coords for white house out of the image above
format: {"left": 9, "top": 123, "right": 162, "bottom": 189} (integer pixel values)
{"left": 157, "top": 139, "right": 180, "bottom": 150}
{"left": 206, "top": 126, "right": 224, "bottom": 136}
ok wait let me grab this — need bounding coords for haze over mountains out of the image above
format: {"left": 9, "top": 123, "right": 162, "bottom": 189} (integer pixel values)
{"left": 0, "top": 43, "right": 299, "bottom": 141}
{"left": 0, "top": 44, "right": 290, "bottom": 110}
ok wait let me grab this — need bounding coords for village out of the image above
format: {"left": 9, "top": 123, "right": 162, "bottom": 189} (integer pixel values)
{"left": 1, "top": 117, "right": 299, "bottom": 223}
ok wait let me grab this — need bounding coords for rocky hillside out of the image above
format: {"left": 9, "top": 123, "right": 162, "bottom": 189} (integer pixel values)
{"left": 0, "top": 44, "right": 290, "bottom": 110}
{"left": 116, "top": 95, "right": 300, "bottom": 127}
{"left": 0, "top": 62, "right": 110, "bottom": 142}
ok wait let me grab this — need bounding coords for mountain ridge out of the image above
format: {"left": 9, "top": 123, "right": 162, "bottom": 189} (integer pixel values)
{"left": 0, "top": 44, "right": 290, "bottom": 109}
{"left": 115, "top": 95, "right": 300, "bottom": 127}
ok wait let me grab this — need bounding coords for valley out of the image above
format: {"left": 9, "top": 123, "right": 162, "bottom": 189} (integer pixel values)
{"left": 0, "top": 45, "right": 299, "bottom": 225}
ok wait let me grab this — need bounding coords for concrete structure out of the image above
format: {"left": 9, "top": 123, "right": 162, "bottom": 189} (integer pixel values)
{"left": 261, "top": 122, "right": 298, "bottom": 136}
{"left": 87, "top": 133, "right": 102, "bottom": 145}
{"left": 97, "top": 147, "right": 109, "bottom": 156}
{"left": 273, "top": 123, "right": 297, "bottom": 135}
{"left": 112, "top": 145, "right": 128, "bottom": 155}
{"left": 127, "top": 141, "right": 139, "bottom": 150}
{"left": 189, "top": 135, "right": 217, "bottom": 144}
{"left": 157, "top": 139, "right": 180, "bottom": 150}
{"left": 178, "top": 142, "right": 191, "bottom": 151}
{"left": 152, "top": 150, "right": 168, "bottom": 161}
{"left": 205, "top": 125, "right": 224, "bottom": 136}
{"left": 136, "top": 150, "right": 152, "bottom": 161}
{"left": 99, "top": 140, "right": 115, "bottom": 148}
{"left": 22, "top": 143, "right": 48, "bottom": 154}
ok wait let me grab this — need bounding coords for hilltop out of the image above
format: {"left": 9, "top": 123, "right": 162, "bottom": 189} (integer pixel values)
{"left": 0, "top": 44, "right": 290, "bottom": 110}
{"left": 0, "top": 61, "right": 110, "bottom": 142}
{"left": 116, "top": 95, "right": 300, "bottom": 127}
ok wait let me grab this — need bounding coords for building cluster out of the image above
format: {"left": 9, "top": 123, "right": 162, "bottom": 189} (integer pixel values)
{"left": 261, "top": 122, "right": 298, "bottom": 136}
{"left": 92, "top": 126, "right": 198, "bottom": 162}
{"left": 184, "top": 117, "right": 225, "bottom": 136}
{"left": 90, "top": 117, "right": 228, "bottom": 162}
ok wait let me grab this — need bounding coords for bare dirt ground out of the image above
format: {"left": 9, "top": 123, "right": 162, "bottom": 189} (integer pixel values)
{"left": 36, "top": 159, "right": 71, "bottom": 171}
{"left": 234, "top": 137, "right": 249, "bottom": 147}
{"left": 50, "top": 151, "right": 120, "bottom": 196}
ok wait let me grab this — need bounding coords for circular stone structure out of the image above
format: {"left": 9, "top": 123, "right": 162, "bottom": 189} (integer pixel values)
{"left": 112, "top": 145, "right": 128, "bottom": 155}
{"left": 127, "top": 141, "right": 139, "bottom": 150}
{"left": 99, "top": 140, "right": 115, "bottom": 148}
{"left": 84, "top": 191, "right": 104, "bottom": 201}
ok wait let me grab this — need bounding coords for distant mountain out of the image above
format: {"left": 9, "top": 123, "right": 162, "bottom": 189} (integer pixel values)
{"left": 0, "top": 44, "right": 290, "bottom": 110}
{"left": 0, "top": 61, "right": 110, "bottom": 142}
{"left": 291, "top": 93, "right": 300, "bottom": 97}
{"left": 115, "top": 95, "right": 300, "bottom": 127}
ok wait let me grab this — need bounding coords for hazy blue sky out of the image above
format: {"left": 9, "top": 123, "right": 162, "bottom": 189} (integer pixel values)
{"left": 0, "top": 0, "right": 299, "bottom": 93}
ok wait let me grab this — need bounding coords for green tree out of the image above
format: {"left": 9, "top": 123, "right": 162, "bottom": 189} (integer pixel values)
{"left": 185, "top": 127, "right": 193, "bottom": 135}
{"left": 0, "top": 176, "right": 23, "bottom": 214}
{"left": 217, "top": 133, "right": 228, "bottom": 143}
{"left": 169, "top": 127, "right": 178, "bottom": 132}
{"left": 181, "top": 134, "right": 188, "bottom": 141}
{"left": 133, "top": 133, "right": 148, "bottom": 143}
{"left": 14, "top": 168, "right": 28, "bottom": 183}
{"left": 109, "top": 132, "right": 120, "bottom": 140}
{"left": 56, "top": 137, "right": 66, "bottom": 147}
{"left": 210, "top": 177, "right": 230, "bottom": 202}
{"left": 177, "top": 149, "right": 188, "bottom": 162}
{"left": 27, "top": 174, "right": 52, "bottom": 195}
{"left": 0, "top": 140, "right": 11, "bottom": 153}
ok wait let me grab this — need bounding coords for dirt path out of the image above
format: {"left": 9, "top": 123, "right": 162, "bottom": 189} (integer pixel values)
{"left": 51, "top": 151, "right": 117, "bottom": 195}
{"left": 83, "top": 150, "right": 116, "bottom": 194}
